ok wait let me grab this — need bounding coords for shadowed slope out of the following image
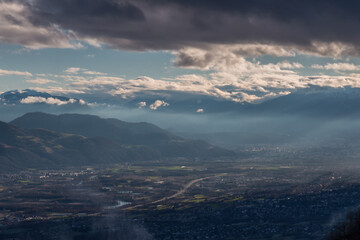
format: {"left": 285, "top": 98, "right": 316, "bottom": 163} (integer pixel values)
{"left": 11, "top": 112, "right": 233, "bottom": 158}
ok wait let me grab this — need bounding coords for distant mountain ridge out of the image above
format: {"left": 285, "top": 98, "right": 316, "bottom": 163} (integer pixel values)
{"left": 10, "top": 112, "right": 233, "bottom": 158}
{"left": 0, "top": 113, "right": 233, "bottom": 171}
{"left": 245, "top": 87, "right": 360, "bottom": 117}
{"left": 0, "top": 120, "right": 160, "bottom": 172}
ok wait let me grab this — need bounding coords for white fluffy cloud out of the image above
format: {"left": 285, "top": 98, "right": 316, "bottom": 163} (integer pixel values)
{"left": 34, "top": 65, "right": 360, "bottom": 103}
{"left": 64, "top": 67, "right": 106, "bottom": 75}
{"left": 16, "top": 52, "right": 360, "bottom": 104}
{"left": 149, "top": 100, "right": 170, "bottom": 110}
{"left": 0, "top": 68, "right": 32, "bottom": 76}
{"left": 276, "top": 61, "right": 304, "bottom": 69}
{"left": 174, "top": 45, "right": 296, "bottom": 70}
{"left": 64, "top": 68, "right": 83, "bottom": 74}
{"left": 174, "top": 43, "right": 360, "bottom": 71}
{"left": 30, "top": 87, "right": 85, "bottom": 95}
{"left": 137, "top": 101, "right": 147, "bottom": 108}
{"left": 26, "top": 78, "right": 56, "bottom": 84}
{"left": 20, "top": 96, "right": 81, "bottom": 105}
{"left": 311, "top": 63, "right": 360, "bottom": 71}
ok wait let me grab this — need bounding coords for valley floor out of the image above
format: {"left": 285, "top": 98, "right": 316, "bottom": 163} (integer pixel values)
{"left": 1, "top": 158, "right": 360, "bottom": 239}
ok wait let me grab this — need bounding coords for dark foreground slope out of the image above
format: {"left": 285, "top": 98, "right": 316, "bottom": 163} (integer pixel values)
{"left": 0, "top": 121, "right": 160, "bottom": 172}
{"left": 11, "top": 112, "right": 232, "bottom": 158}
{"left": 328, "top": 208, "right": 360, "bottom": 240}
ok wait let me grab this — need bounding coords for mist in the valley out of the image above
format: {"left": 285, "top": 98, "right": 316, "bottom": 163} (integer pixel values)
{"left": 85, "top": 105, "right": 360, "bottom": 149}
{"left": 5, "top": 103, "right": 360, "bottom": 152}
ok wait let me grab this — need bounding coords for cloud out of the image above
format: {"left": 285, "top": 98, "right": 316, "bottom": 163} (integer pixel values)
{"left": 14, "top": 49, "right": 360, "bottom": 104}
{"left": 64, "top": 67, "right": 106, "bottom": 75}
{"left": 64, "top": 67, "right": 83, "bottom": 74}
{"left": 0, "top": 1, "right": 78, "bottom": 49}
{"left": 311, "top": 63, "right": 360, "bottom": 71}
{"left": 302, "top": 76, "right": 360, "bottom": 88}
{"left": 137, "top": 101, "right": 146, "bottom": 108}
{"left": 30, "top": 87, "right": 85, "bottom": 95}
{"left": 0, "top": 0, "right": 358, "bottom": 57}
{"left": 276, "top": 61, "right": 304, "bottom": 69}
{"left": 24, "top": 70, "right": 360, "bottom": 103}
{"left": 70, "top": 76, "right": 125, "bottom": 89}
{"left": 149, "top": 100, "right": 169, "bottom": 110}
{"left": 82, "top": 70, "right": 105, "bottom": 75}
{"left": 296, "top": 42, "right": 360, "bottom": 58}
{"left": 0, "top": 68, "right": 32, "bottom": 76}
{"left": 20, "top": 96, "right": 82, "bottom": 105}
{"left": 171, "top": 47, "right": 307, "bottom": 101}
{"left": 26, "top": 78, "right": 56, "bottom": 84}
{"left": 174, "top": 44, "right": 295, "bottom": 69}
{"left": 27, "top": 0, "right": 146, "bottom": 49}
{"left": 173, "top": 45, "right": 305, "bottom": 73}
{"left": 37, "top": 62, "right": 360, "bottom": 103}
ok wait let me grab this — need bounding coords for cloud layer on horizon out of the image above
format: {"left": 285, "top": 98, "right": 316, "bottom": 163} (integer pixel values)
{"left": 18, "top": 62, "right": 360, "bottom": 103}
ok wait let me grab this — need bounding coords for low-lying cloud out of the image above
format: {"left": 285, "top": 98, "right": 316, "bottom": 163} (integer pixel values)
{"left": 312, "top": 63, "right": 360, "bottom": 71}
{"left": 149, "top": 100, "right": 170, "bottom": 110}
{"left": 21, "top": 61, "right": 360, "bottom": 103}
{"left": 20, "top": 96, "right": 85, "bottom": 106}
{"left": 26, "top": 78, "right": 56, "bottom": 84}
{"left": 0, "top": 68, "right": 32, "bottom": 77}
{"left": 64, "top": 67, "right": 106, "bottom": 76}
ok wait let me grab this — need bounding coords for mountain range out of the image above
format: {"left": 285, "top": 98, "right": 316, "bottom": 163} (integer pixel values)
{"left": 244, "top": 87, "right": 360, "bottom": 117}
{"left": 3, "top": 87, "right": 360, "bottom": 117}
{"left": 0, "top": 120, "right": 157, "bottom": 172}
{"left": 0, "top": 112, "right": 232, "bottom": 172}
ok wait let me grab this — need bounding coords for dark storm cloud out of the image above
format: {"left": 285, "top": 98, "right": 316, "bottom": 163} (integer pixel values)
{"left": 34, "top": 0, "right": 145, "bottom": 20}
{"left": 4, "top": 0, "right": 360, "bottom": 53}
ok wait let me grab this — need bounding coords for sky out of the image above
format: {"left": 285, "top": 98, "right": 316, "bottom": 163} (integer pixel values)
{"left": 2, "top": 0, "right": 360, "bottom": 105}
